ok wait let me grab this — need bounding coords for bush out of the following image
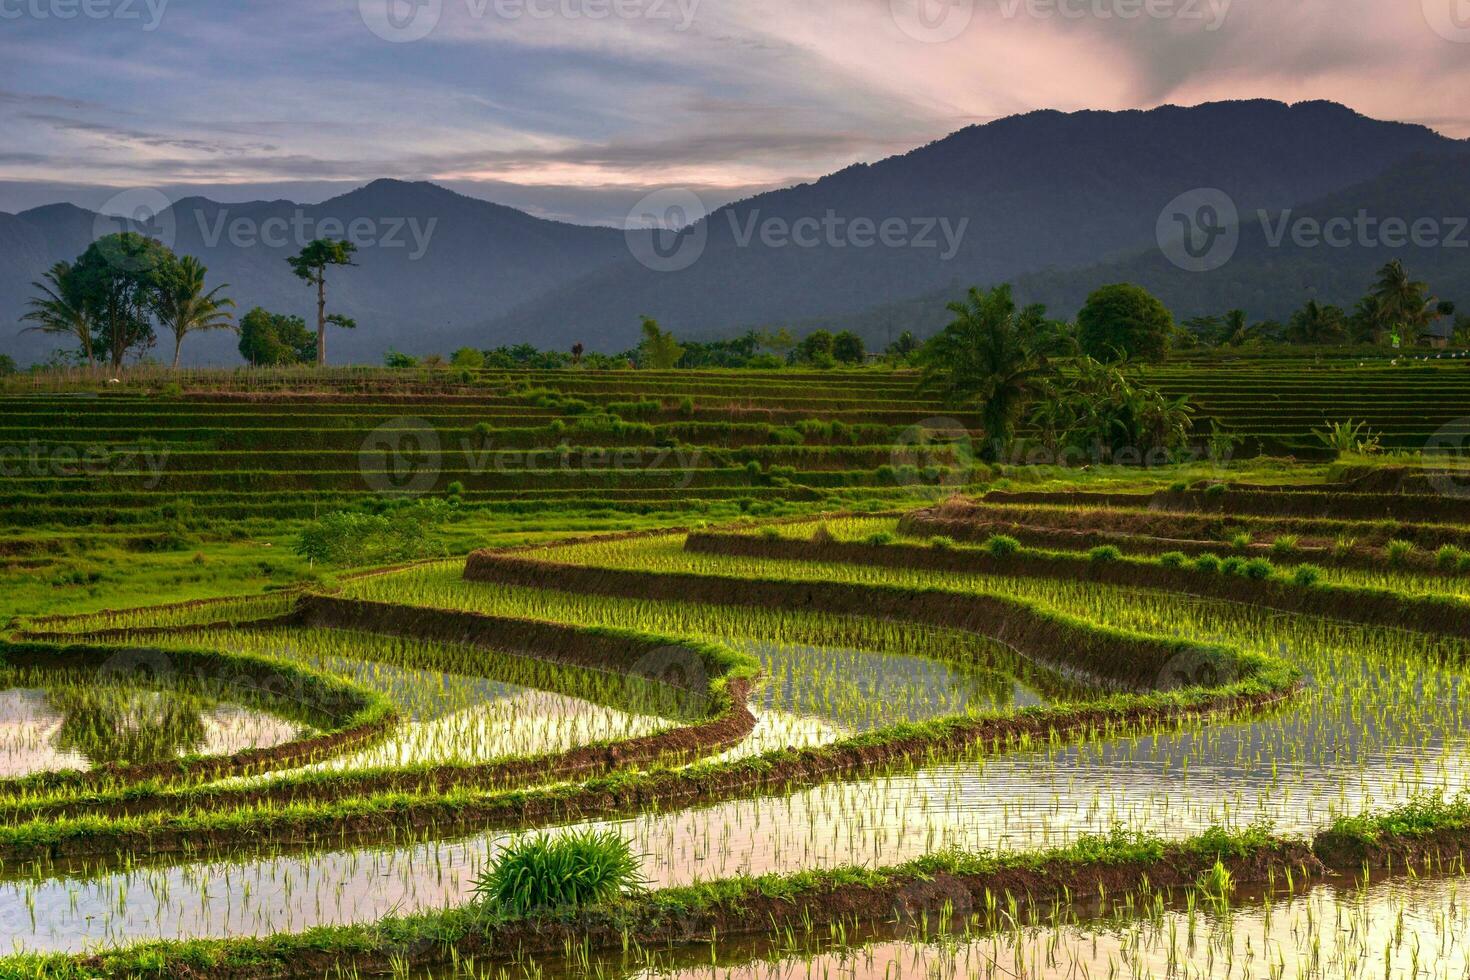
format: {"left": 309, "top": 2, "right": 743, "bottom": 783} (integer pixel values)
{"left": 1159, "top": 551, "right": 1188, "bottom": 568}
{"left": 383, "top": 349, "right": 419, "bottom": 369}
{"left": 1204, "top": 483, "right": 1226, "bottom": 498}
{"left": 1386, "top": 539, "right": 1417, "bottom": 566}
{"left": 984, "top": 534, "right": 1021, "bottom": 558}
{"left": 1076, "top": 282, "right": 1173, "bottom": 363}
{"left": 1270, "top": 535, "right": 1299, "bottom": 557}
{"left": 1193, "top": 553, "right": 1222, "bottom": 575}
{"left": 1436, "top": 546, "right": 1465, "bottom": 571}
{"left": 1088, "top": 545, "right": 1122, "bottom": 563}
{"left": 929, "top": 535, "right": 956, "bottom": 550}
{"left": 1219, "top": 556, "right": 1245, "bottom": 576}
{"left": 1292, "top": 564, "right": 1324, "bottom": 586}
{"left": 450, "top": 347, "right": 485, "bottom": 369}
{"left": 864, "top": 530, "right": 896, "bottom": 546}
{"left": 295, "top": 500, "right": 452, "bottom": 567}
{"left": 1241, "top": 557, "right": 1275, "bottom": 580}
{"left": 471, "top": 830, "right": 644, "bottom": 916}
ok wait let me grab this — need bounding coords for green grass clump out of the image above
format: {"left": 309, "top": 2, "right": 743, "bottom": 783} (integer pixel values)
{"left": 1241, "top": 557, "right": 1275, "bottom": 580}
{"left": 1193, "top": 553, "right": 1222, "bottom": 574}
{"left": 472, "top": 829, "right": 646, "bottom": 916}
{"left": 1229, "top": 532, "right": 1253, "bottom": 551}
{"left": 1292, "top": 564, "right": 1324, "bottom": 587}
{"left": 1386, "top": 539, "right": 1417, "bottom": 566}
{"left": 863, "top": 530, "right": 896, "bottom": 546}
{"left": 929, "top": 535, "right": 955, "bottom": 550}
{"left": 984, "top": 535, "right": 1021, "bottom": 558}
{"left": 1087, "top": 545, "right": 1122, "bottom": 563}
{"left": 1159, "top": 551, "right": 1188, "bottom": 568}
{"left": 1435, "top": 545, "right": 1464, "bottom": 571}
{"left": 1270, "top": 535, "right": 1299, "bottom": 557}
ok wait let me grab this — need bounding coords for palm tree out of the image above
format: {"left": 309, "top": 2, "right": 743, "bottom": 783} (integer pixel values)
{"left": 919, "top": 284, "right": 1072, "bottom": 456}
{"left": 20, "top": 261, "right": 95, "bottom": 367}
{"left": 1372, "top": 260, "right": 1435, "bottom": 332}
{"left": 155, "top": 256, "right": 235, "bottom": 369}
{"left": 1287, "top": 300, "right": 1347, "bottom": 345}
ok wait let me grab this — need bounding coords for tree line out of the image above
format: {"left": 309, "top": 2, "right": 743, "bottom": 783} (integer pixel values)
{"left": 17, "top": 231, "right": 360, "bottom": 371}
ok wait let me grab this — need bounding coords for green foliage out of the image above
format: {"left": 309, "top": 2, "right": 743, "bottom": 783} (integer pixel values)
{"left": 1087, "top": 545, "right": 1122, "bottom": 563}
{"left": 984, "top": 534, "right": 1021, "bottom": 558}
{"left": 1159, "top": 551, "right": 1187, "bottom": 568}
{"left": 286, "top": 238, "right": 358, "bottom": 366}
{"left": 471, "top": 829, "right": 645, "bottom": 915}
{"left": 238, "top": 308, "right": 315, "bottom": 366}
{"left": 1193, "top": 553, "right": 1222, "bottom": 574}
{"left": 154, "top": 254, "right": 235, "bottom": 369}
{"left": 1076, "top": 283, "right": 1174, "bottom": 363}
{"left": 638, "top": 317, "right": 684, "bottom": 370}
{"left": 1030, "top": 356, "right": 1194, "bottom": 461}
{"left": 1386, "top": 539, "right": 1416, "bottom": 566}
{"left": 73, "top": 232, "right": 175, "bottom": 370}
{"left": 919, "top": 284, "right": 1071, "bottom": 456}
{"left": 832, "top": 330, "right": 865, "bottom": 364}
{"left": 1270, "top": 535, "right": 1299, "bottom": 556}
{"left": 294, "top": 500, "right": 453, "bottom": 566}
{"left": 1241, "top": 557, "right": 1275, "bottom": 580}
{"left": 1292, "top": 564, "right": 1324, "bottom": 586}
{"left": 450, "top": 347, "right": 485, "bottom": 369}
{"left": 1435, "top": 546, "right": 1465, "bottom": 571}
{"left": 1313, "top": 419, "right": 1380, "bottom": 457}
{"left": 0, "top": 354, "right": 15, "bottom": 375}
{"left": 929, "top": 535, "right": 956, "bottom": 550}
{"left": 383, "top": 349, "right": 419, "bottom": 369}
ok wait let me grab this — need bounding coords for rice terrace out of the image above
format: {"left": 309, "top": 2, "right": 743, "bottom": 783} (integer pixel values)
{"left": 2, "top": 341, "right": 1470, "bottom": 978}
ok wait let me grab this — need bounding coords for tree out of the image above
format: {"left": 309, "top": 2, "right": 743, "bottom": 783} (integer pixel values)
{"left": 919, "top": 284, "right": 1071, "bottom": 456}
{"left": 0, "top": 354, "right": 16, "bottom": 376}
{"left": 638, "top": 316, "right": 683, "bottom": 369}
{"left": 451, "top": 347, "right": 485, "bottom": 369}
{"left": 795, "top": 330, "right": 835, "bottom": 366}
{"left": 1286, "top": 300, "right": 1347, "bottom": 345}
{"left": 155, "top": 255, "right": 235, "bottom": 369}
{"left": 885, "top": 330, "right": 919, "bottom": 358}
{"left": 237, "top": 307, "right": 315, "bottom": 366}
{"left": 1371, "top": 260, "right": 1435, "bottom": 333}
{"left": 1030, "top": 357, "right": 1194, "bottom": 461}
{"left": 72, "top": 233, "right": 173, "bottom": 370}
{"left": 756, "top": 328, "right": 796, "bottom": 358}
{"left": 286, "top": 239, "right": 357, "bottom": 366}
{"left": 1076, "top": 283, "right": 1174, "bottom": 363}
{"left": 20, "top": 261, "right": 95, "bottom": 368}
{"left": 832, "top": 330, "right": 865, "bottom": 364}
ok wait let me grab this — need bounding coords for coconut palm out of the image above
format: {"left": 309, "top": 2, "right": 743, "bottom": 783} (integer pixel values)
{"left": 920, "top": 284, "right": 1073, "bottom": 457}
{"left": 1371, "top": 260, "right": 1435, "bottom": 332}
{"left": 20, "top": 261, "right": 95, "bottom": 367}
{"left": 1287, "top": 300, "right": 1347, "bottom": 345}
{"left": 155, "top": 255, "right": 236, "bottom": 369}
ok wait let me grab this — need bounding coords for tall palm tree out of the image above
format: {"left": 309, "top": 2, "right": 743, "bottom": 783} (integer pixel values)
{"left": 155, "top": 255, "right": 235, "bottom": 369}
{"left": 20, "top": 261, "right": 95, "bottom": 367}
{"left": 1287, "top": 300, "right": 1346, "bottom": 345}
{"left": 920, "top": 284, "right": 1072, "bottom": 457}
{"left": 1372, "top": 260, "right": 1435, "bottom": 332}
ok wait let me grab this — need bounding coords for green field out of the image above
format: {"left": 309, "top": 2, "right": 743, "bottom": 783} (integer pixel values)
{"left": 5, "top": 362, "right": 1470, "bottom": 978}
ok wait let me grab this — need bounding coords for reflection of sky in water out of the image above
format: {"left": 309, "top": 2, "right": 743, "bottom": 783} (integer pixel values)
{"left": 5, "top": 582, "right": 1470, "bottom": 953}
{"left": 0, "top": 688, "right": 303, "bottom": 778}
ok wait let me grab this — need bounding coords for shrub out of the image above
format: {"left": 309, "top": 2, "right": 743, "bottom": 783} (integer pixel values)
{"left": 446, "top": 480, "right": 465, "bottom": 498}
{"left": 1193, "top": 553, "right": 1222, "bottom": 574}
{"left": 929, "top": 535, "right": 956, "bottom": 550}
{"left": 1241, "top": 557, "right": 1275, "bottom": 580}
{"left": 1159, "top": 551, "right": 1188, "bottom": 568}
{"left": 864, "top": 530, "right": 897, "bottom": 546}
{"left": 1436, "top": 546, "right": 1465, "bottom": 571}
{"left": 1219, "top": 556, "right": 1246, "bottom": 576}
{"left": 295, "top": 500, "right": 452, "bottom": 567}
{"left": 1270, "top": 535, "right": 1299, "bottom": 557}
{"left": 450, "top": 347, "right": 485, "bottom": 369}
{"left": 1168, "top": 481, "right": 1187, "bottom": 492}
{"left": 1292, "top": 564, "right": 1324, "bottom": 586}
{"left": 1088, "top": 545, "right": 1122, "bottom": 563}
{"left": 984, "top": 535, "right": 1021, "bottom": 558}
{"left": 1204, "top": 483, "right": 1227, "bottom": 499}
{"left": 1386, "top": 539, "right": 1416, "bottom": 566}
{"left": 471, "top": 830, "right": 645, "bottom": 916}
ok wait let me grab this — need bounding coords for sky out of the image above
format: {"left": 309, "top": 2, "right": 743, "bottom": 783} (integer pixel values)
{"left": 3, "top": 0, "right": 1470, "bottom": 225}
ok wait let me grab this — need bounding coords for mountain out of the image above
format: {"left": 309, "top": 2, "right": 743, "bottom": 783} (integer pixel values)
{"left": 476, "top": 100, "right": 1463, "bottom": 351}
{"left": 801, "top": 149, "right": 1470, "bottom": 344}
{"left": 3, "top": 100, "right": 1466, "bottom": 366}
{"left": 0, "top": 180, "right": 623, "bottom": 365}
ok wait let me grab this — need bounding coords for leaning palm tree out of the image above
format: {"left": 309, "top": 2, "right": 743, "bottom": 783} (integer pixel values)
{"left": 1372, "top": 260, "right": 1435, "bottom": 331}
{"left": 919, "top": 284, "right": 1072, "bottom": 457}
{"left": 20, "top": 261, "right": 95, "bottom": 368}
{"left": 155, "top": 255, "right": 235, "bottom": 369}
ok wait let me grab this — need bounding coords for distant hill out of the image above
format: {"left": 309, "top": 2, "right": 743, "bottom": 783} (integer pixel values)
{"left": 803, "top": 150, "right": 1470, "bottom": 344}
{"left": 477, "top": 100, "right": 1463, "bottom": 351}
{"left": 0, "top": 180, "right": 623, "bottom": 365}
{"left": 2, "top": 100, "right": 1466, "bottom": 366}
